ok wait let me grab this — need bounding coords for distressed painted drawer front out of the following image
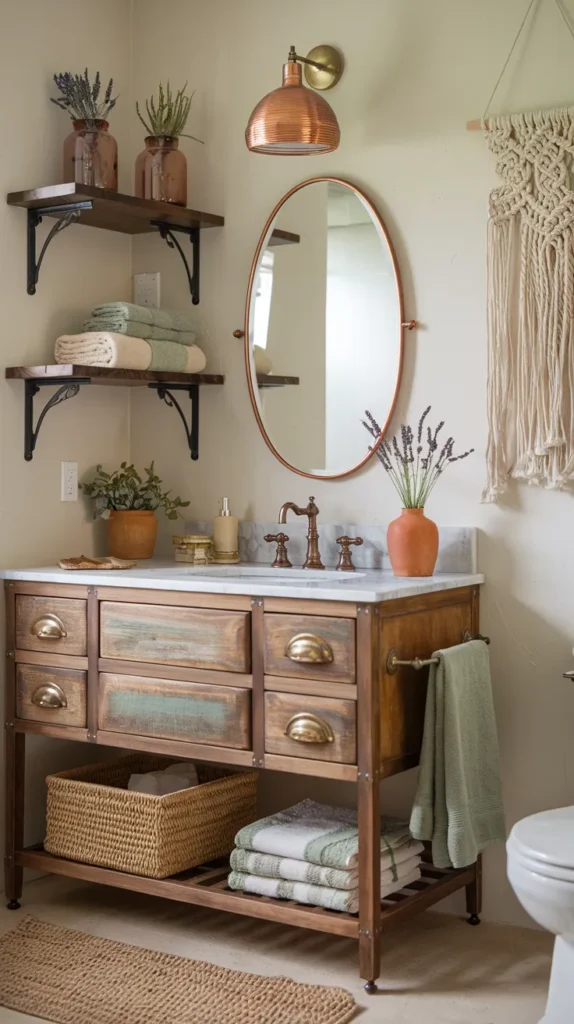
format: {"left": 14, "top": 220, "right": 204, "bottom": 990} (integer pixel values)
{"left": 16, "top": 663, "right": 87, "bottom": 727}
{"left": 263, "top": 613, "right": 355, "bottom": 684}
{"left": 16, "top": 595, "right": 87, "bottom": 657}
{"left": 265, "top": 690, "right": 356, "bottom": 764}
{"left": 99, "top": 673, "right": 251, "bottom": 749}
{"left": 100, "top": 602, "right": 251, "bottom": 673}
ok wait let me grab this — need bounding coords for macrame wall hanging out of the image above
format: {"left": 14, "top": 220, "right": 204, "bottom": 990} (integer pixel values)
{"left": 471, "top": 0, "right": 574, "bottom": 501}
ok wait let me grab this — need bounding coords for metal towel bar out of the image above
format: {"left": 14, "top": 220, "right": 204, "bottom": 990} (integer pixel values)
{"left": 386, "top": 630, "right": 490, "bottom": 674}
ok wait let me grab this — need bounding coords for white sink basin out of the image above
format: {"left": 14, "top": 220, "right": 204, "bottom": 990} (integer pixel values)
{"left": 184, "top": 566, "right": 364, "bottom": 583}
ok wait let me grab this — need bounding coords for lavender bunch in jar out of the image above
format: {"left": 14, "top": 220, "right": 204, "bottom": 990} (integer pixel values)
{"left": 52, "top": 69, "right": 118, "bottom": 190}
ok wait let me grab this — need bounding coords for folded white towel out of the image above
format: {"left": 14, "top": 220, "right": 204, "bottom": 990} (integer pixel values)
{"left": 128, "top": 762, "right": 199, "bottom": 796}
{"left": 230, "top": 839, "right": 424, "bottom": 890}
{"left": 227, "top": 864, "right": 422, "bottom": 914}
{"left": 55, "top": 333, "right": 207, "bottom": 373}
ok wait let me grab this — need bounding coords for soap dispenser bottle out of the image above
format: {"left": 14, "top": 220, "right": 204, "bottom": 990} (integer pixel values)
{"left": 212, "top": 497, "right": 239, "bottom": 564}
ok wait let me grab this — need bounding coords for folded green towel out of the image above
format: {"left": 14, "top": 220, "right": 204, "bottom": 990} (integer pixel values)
{"left": 410, "top": 639, "right": 506, "bottom": 869}
{"left": 83, "top": 317, "right": 196, "bottom": 345}
{"left": 89, "top": 302, "right": 194, "bottom": 332}
{"left": 147, "top": 338, "right": 188, "bottom": 372}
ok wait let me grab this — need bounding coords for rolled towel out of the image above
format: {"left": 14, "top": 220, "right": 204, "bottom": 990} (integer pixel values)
{"left": 56, "top": 332, "right": 152, "bottom": 370}
{"left": 229, "top": 838, "right": 424, "bottom": 890}
{"left": 227, "top": 864, "right": 422, "bottom": 914}
{"left": 234, "top": 799, "right": 412, "bottom": 870}
{"left": 253, "top": 345, "right": 272, "bottom": 374}
{"left": 55, "top": 333, "right": 207, "bottom": 374}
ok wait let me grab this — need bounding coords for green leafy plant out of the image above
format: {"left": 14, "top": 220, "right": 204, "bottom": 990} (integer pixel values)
{"left": 80, "top": 462, "right": 190, "bottom": 520}
{"left": 136, "top": 81, "right": 203, "bottom": 142}
{"left": 52, "top": 69, "right": 117, "bottom": 125}
{"left": 363, "top": 407, "right": 474, "bottom": 508}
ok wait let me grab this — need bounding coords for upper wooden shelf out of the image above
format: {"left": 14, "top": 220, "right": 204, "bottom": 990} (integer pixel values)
{"left": 6, "top": 365, "right": 225, "bottom": 387}
{"left": 268, "top": 228, "right": 300, "bottom": 247}
{"left": 6, "top": 183, "right": 224, "bottom": 234}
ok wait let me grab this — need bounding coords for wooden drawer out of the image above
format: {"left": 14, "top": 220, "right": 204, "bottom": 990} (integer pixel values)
{"left": 100, "top": 602, "right": 251, "bottom": 673}
{"left": 263, "top": 613, "right": 355, "bottom": 684}
{"left": 264, "top": 690, "right": 356, "bottom": 764}
{"left": 16, "top": 663, "right": 87, "bottom": 727}
{"left": 16, "top": 595, "right": 87, "bottom": 657}
{"left": 99, "top": 673, "right": 252, "bottom": 749}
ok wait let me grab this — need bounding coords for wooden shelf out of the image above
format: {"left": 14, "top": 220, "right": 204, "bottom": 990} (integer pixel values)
{"left": 257, "top": 373, "right": 300, "bottom": 389}
{"left": 269, "top": 228, "right": 300, "bottom": 247}
{"left": 6, "top": 365, "right": 224, "bottom": 387}
{"left": 6, "top": 183, "right": 224, "bottom": 234}
{"left": 15, "top": 846, "right": 474, "bottom": 938}
{"left": 6, "top": 366, "right": 223, "bottom": 461}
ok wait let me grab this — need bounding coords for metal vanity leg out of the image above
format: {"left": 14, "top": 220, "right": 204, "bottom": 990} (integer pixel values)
{"left": 357, "top": 605, "right": 381, "bottom": 993}
{"left": 466, "top": 853, "right": 482, "bottom": 925}
{"left": 5, "top": 731, "right": 25, "bottom": 909}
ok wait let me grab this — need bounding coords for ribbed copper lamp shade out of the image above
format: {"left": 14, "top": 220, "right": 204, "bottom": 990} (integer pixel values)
{"left": 246, "top": 60, "right": 340, "bottom": 155}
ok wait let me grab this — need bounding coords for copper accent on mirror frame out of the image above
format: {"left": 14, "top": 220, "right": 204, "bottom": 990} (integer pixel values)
{"left": 246, "top": 57, "right": 340, "bottom": 155}
{"left": 243, "top": 177, "right": 411, "bottom": 481}
{"left": 264, "top": 532, "right": 292, "bottom": 568}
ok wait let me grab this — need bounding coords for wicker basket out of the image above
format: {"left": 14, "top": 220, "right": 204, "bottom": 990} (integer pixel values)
{"left": 44, "top": 754, "right": 258, "bottom": 879}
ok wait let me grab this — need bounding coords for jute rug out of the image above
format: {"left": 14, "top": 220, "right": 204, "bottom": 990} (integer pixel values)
{"left": 0, "top": 917, "right": 357, "bottom": 1024}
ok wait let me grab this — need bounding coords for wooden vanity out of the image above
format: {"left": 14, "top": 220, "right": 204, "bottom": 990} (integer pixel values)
{"left": 3, "top": 571, "right": 483, "bottom": 990}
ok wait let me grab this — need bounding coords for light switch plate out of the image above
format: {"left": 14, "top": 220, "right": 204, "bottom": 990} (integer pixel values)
{"left": 134, "top": 272, "right": 161, "bottom": 308}
{"left": 61, "top": 461, "right": 78, "bottom": 502}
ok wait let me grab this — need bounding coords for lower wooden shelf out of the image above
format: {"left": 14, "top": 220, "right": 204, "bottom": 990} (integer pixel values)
{"left": 15, "top": 846, "right": 474, "bottom": 939}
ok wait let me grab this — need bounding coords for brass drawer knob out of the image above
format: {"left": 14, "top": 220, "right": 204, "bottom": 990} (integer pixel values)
{"left": 285, "top": 633, "right": 334, "bottom": 664}
{"left": 31, "top": 683, "right": 68, "bottom": 709}
{"left": 285, "top": 713, "right": 334, "bottom": 744}
{"left": 31, "top": 613, "right": 68, "bottom": 640}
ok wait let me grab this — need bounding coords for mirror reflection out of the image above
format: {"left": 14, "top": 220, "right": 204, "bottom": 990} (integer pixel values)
{"left": 248, "top": 178, "right": 403, "bottom": 478}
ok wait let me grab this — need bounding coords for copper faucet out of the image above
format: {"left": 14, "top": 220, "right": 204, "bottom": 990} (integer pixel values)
{"left": 278, "top": 496, "right": 324, "bottom": 569}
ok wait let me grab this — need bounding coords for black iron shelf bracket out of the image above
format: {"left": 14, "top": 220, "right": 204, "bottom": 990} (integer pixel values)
{"left": 148, "top": 382, "right": 200, "bottom": 459}
{"left": 27, "top": 202, "right": 93, "bottom": 295}
{"left": 152, "top": 221, "right": 200, "bottom": 305}
{"left": 24, "top": 378, "right": 90, "bottom": 461}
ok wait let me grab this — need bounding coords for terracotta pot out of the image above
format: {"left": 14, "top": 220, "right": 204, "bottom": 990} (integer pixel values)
{"left": 387, "top": 508, "right": 439, "bottom": 578}
{"left": 107, "top": 510, "right": 158, "bottom": 560}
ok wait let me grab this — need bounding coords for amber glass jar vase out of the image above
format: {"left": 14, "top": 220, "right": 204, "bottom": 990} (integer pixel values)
{"left": 63, "top": 119, "right": 118, "bottom": 190}
{"left": 135, "top": 136, "right": 187, "bottom": 206}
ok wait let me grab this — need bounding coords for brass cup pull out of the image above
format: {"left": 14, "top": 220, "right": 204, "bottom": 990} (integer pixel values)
{"left": 285, "top": 713, "right": 334, "bottom": 745}
{"left": 31, "top": 683, "right": 68, "bottom": 709}
{"left": 285, "top": 633, "right": 334, "bottom": 665}
{"left": 31, "top": 613, "right": 68, "bottom": 640}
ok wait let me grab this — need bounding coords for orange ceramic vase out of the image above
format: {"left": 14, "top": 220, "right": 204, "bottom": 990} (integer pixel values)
{"left": 387, "top": 508, "right": 439, "bottom": 578}
{"left": 107, "top": 510, "right": 158, "bottom": 559}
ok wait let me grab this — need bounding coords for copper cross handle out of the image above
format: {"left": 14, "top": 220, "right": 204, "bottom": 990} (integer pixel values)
{"left": 335, "top": 535, "right": 363, "bottom": 572}
{"left": 264, "top": 532, "right": 292, "bottom": 568}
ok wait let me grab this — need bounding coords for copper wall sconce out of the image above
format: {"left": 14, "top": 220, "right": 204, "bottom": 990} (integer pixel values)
{"left": 245, "top": 45, "right": 344, "bottom": 155}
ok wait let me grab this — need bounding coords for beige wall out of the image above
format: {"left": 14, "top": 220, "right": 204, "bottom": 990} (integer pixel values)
{"left": 129, "top": 0, "right": 574, "bottom": 928}
{"left": 0, "top": 0, "right": 133, "bottom": 859}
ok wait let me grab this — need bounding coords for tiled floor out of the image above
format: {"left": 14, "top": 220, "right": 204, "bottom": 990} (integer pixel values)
{"left": 0, "top": 875, "right": 553, "bottom": 1023}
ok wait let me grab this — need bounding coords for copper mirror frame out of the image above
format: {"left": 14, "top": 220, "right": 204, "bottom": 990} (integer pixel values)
{"left": 243, "top": 176, "right": 412, "bottom": 481}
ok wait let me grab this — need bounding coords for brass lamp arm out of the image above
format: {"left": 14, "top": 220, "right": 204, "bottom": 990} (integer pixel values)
{"left": 289, "top": 47, "right": 330, "bottom": 73}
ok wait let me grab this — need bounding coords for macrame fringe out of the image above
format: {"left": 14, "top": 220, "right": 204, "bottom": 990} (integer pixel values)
{"left": 483, "top": 107, "right": 574, "bottom": 501}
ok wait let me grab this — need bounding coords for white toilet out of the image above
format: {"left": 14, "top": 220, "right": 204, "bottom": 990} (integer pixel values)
{"left": 507, "top": 806, "right": 574, "bottom": 1024}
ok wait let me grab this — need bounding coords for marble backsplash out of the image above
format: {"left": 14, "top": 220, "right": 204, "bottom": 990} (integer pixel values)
{"left": 184, "top": 520, "right": 477, "bottom": 573}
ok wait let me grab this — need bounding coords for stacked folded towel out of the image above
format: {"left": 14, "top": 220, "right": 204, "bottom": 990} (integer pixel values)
{"left": 55, "top": 333, "right": 206, "bottom": 373}
{"left": 228, "top": 799, "right": 424, "bottom": 914}
{"left": 83, "top": 301, "right": 198, "bottom": 345}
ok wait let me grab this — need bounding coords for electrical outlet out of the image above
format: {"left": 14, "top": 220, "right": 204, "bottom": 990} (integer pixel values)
{"left": 61, "top": 461, "right": 78, "bottom": 502}
{"left": 134, "top": 272, "right": 161, "bottom": 308}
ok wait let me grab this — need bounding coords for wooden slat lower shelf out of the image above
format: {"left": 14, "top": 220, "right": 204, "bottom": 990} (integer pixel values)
{"left": 6, "top": 366, "right": 224, "bottom": 387}
{"left": 15, "top": 847, "right": 473, "bottom": 939}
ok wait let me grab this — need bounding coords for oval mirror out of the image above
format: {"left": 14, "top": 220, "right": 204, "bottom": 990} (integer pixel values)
{"left": 244, "top": 177, "right": 405, "bottom": 479}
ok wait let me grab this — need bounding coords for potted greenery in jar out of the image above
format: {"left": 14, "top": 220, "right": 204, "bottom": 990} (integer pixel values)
{"left": 363, "top": 407, "right": 474, "bottom": 578}
{"left": 134, "top": 82, "right": 203, "bottom": 205}
{"left": 52, "top": 69, "right": 118, "bottom": 190}
{"left": 80, "top": 462, "right": 189, "bottom": 559}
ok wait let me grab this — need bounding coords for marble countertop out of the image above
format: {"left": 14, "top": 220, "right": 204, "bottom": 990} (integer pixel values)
{"left": 0, "top": 560, "right": 485, "bottom": 603}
